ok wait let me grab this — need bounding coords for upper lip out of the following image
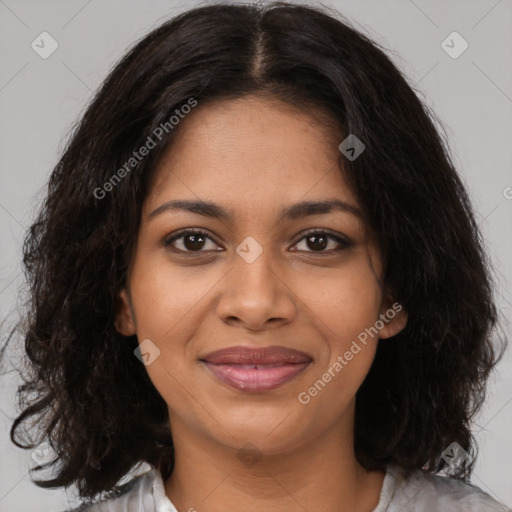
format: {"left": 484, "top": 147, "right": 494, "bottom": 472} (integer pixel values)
{"left": 200, "top": 345, "right": 312, "bottom": 365}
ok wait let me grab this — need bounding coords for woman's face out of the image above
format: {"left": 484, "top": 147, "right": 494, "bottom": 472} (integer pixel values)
{"left": 116, "top": 96, "right": 406, "bottom": 455}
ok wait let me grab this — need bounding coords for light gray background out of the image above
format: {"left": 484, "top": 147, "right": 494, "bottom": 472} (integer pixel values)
{"left": 1, "top": 0, "right": 511, "bottom": 510}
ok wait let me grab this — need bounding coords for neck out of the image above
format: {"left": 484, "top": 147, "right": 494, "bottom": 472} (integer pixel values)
{"left": 164, "top": 401, "right": 386, "bottom": 512}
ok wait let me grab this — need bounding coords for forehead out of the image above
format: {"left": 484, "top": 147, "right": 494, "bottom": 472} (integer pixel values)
{"left": 146, "top": 95, "right": 357, "bottom": 215}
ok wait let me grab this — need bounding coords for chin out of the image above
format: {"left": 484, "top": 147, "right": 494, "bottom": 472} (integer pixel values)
{"left": 210, "top": 413, "right": 316, "bottom": 455}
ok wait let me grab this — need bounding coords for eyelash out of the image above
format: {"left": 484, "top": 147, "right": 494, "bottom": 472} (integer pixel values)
{"left": 163, "top": 228, "right": 353, "bottom": 255}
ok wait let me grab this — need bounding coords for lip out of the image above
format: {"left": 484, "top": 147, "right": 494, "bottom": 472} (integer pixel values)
{"left": 200, "top": 345, "right": 312, "bottom": 392}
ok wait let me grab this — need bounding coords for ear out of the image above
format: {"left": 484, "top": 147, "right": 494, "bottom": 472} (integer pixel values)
{"left": 377, "top": 297, "right": 407, "bottom": 340}
{"left": 115, "top": 288, "right": 137, "bottom": 336}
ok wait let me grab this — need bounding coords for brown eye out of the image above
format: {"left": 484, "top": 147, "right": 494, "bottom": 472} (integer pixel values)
{"left": 305, "top": 233, "right": 328, "bottom": 251}
{"left": 291, "top": 230, "right": 353, "bottom": 254}
{"left": 163, "top": 229, "right": 221, "bottom": 253}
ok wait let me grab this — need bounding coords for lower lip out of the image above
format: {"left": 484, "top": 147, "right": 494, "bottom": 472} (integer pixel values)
{"left": 203, "top": 362, "right": 310, "bottom": 392}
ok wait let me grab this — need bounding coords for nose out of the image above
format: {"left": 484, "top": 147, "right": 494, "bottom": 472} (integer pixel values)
{"left": 215, "top": 245, "right": 297, "bottom": 331}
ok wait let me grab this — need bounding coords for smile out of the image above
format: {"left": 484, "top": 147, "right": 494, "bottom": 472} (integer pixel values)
{"left": 199, "top": 345, "right": 313, "bottom": 392}
{"left": 202, "top": 361, "right": 311, "bottom": 392}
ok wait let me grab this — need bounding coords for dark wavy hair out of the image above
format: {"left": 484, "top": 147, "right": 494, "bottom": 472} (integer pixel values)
{"left": 2, "top": 0, "right": 507, "bottom": 502}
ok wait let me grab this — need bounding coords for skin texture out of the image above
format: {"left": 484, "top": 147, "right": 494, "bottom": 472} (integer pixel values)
{"left": 116, "top": 96, "right": 408, "bottom": 512}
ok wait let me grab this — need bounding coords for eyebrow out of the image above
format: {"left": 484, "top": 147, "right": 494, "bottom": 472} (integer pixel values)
{"left": 147, "top": 198, "right": 363, "bottom": 222}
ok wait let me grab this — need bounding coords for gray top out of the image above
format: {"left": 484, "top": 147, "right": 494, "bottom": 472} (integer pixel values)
{"left": 65, "top": 463, "right": 511, "bottom": 511}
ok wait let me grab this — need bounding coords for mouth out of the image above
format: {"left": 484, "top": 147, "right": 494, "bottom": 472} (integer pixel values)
{"left": 200, "top": 345, "right": 312, "bottom": 392}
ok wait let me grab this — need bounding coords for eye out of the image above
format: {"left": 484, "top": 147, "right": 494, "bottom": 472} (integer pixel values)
{"left": 291, "top": 229, "right": 353, "bottom": 254}
{"left": 163, "top": 228, "right": 353, "bottom": 255}
{"left": 163, "top": 229, "right": 222, "bottom": 253}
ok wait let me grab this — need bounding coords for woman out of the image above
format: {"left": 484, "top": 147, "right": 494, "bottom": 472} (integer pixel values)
{"left": 6, "top": 2, "right": 510, "bottom": 511}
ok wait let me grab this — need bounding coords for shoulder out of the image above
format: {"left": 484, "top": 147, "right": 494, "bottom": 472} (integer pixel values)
{"left": 61, "top": 468, "right": 157, "bottom": 512}
{"left": 382, "top": 464, "right": 511, "bottom": 512}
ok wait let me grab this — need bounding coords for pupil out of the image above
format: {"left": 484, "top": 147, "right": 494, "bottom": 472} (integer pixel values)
{"left": 184, "top": 234, "right": 205, "bottom": 251}
{"left": 308, "top": 234, "right": 327, "bottom": 251}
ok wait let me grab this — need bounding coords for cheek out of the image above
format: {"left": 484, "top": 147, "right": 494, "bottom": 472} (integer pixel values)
{"left": 130, "top": 259, "right": 220, "bottom": 340}
{"left": 297, "top": 271, "right": 381, "bottom": 417}
{"left": 296, "top": 261, "right": 382, "bottom": 406}
{"left": 300, "top": 262, "right": 382, "bottom": 347}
